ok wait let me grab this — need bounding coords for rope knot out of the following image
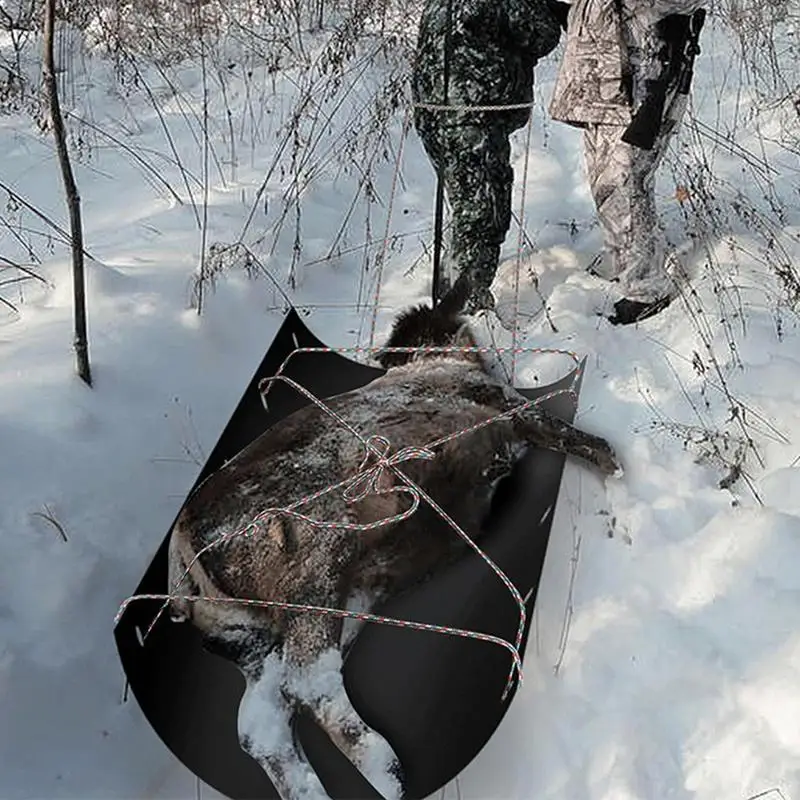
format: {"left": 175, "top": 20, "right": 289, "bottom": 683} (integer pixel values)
{"left": 342, "top": 434, "right": 436, "bottom": 504}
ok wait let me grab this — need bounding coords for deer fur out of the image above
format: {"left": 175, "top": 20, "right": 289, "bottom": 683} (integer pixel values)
{"left": 166, "top": 287, "right": 621, "bottom": 800}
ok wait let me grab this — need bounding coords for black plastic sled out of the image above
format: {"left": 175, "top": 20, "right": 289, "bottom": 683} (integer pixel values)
{"left": 114, "top": 307, "right": 584, "bottom": 800}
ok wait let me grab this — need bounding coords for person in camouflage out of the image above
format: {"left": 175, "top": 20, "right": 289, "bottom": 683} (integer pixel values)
{"left": 412, "top": 0, "right": 562, "bottom": 315}
{"left": 549, "top": 0, "right": 706, "bottom": 325}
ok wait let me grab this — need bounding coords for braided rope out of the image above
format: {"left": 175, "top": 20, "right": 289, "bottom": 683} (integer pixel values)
{"left": 118, "top": 344, "right": 581, "bottom": 699}
{"left": 115, "top": 593, "right": 524, "bottom": 694}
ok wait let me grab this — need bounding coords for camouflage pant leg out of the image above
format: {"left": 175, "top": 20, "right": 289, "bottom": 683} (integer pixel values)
{"left": 583, "top": 116, "right": 678, "bottom": 303}
{"left": 416, "top": 116, "right": 514, "bottom": 305}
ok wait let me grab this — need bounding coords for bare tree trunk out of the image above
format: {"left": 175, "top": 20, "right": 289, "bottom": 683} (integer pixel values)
{"left": 42, "top": 0, "right": 91, "bottom": 386}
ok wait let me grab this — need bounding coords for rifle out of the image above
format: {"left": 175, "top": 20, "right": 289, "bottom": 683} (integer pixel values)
{"left": 621, "top": 8, "right": 706, "bottom": 151}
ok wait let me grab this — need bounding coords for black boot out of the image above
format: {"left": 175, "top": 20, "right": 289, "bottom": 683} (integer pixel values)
{"left": 608, "top": 295, "right": 673, "bottom": 326}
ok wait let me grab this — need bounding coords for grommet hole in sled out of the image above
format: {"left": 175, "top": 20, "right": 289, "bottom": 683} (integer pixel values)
{"left": 114, "top": 306, "right": 608, "bottom": 800}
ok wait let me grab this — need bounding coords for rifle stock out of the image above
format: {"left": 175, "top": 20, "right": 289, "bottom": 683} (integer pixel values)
{"left": 620, "top": 79, "right": 667, "bottom": 151}
{"left": 620, "top": 9, "right": 706, "bottom": 151}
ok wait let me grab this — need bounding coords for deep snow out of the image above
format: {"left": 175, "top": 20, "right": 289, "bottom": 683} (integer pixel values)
{"left": 1, "top": 6, "right": 800, "bottom": 800}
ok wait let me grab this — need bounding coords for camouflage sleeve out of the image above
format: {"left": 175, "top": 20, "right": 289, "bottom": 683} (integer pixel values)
{"left": 451, "top": 0, "right": 561, "bottom": 60}
{"left": 636, "top": 0, "right": 706, "bottom": 18}
{"left": 458, "top": 0, "right": 502, "bottom": 29}
{"left": 504, "top": 0, "right": 563, "bottom": 60}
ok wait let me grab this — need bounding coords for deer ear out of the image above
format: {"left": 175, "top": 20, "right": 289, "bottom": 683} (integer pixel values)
{"left": 453, "top": 322, "right": 480, "bottom": 361}
{"left": 438, "top": 273, "right": 470, "bottom": 317}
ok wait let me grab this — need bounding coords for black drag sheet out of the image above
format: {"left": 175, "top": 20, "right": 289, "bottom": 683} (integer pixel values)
{"left": 115, "top": 308, "right": 583, "bottom": 799}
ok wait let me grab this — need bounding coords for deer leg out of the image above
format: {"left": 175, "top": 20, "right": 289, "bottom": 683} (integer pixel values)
{"left": 512, "top": 405, "right": 622, "bottom": 477}
{"left": 314, "top": 695, "right": 404, "bottom": 800}
{"left": 283, "top": 609, "right": 405, "bottom": 800}
{"left": 238, "top": 647, "right": 330, "bottom": 800}
{"left": 449, "top": 372, "right": 622, "bottom": 477}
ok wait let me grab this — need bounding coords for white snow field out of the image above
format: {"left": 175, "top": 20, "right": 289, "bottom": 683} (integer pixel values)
{"left": 1, "top": 3, "right": 799, "bottom": 799}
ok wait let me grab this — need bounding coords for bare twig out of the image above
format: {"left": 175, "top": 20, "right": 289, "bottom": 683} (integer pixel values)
{"left": 63, "top": 111, "right": 190, "bottom": 208}
{"left": 745, "top": 789, "right": 787, "bottom": 800}
{"left": 30, "top": 504, "right": 68, "bottom": 542}
{"left": 0, "top": 181, "right": 97, "bottom": 261}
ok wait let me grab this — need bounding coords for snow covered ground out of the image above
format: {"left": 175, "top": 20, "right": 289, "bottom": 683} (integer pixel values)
{"left": 1, "top": 5, "right": 799, "bottom": 799}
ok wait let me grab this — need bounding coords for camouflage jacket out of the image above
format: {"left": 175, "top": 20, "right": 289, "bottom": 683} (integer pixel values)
{"left": 412, "top": 0, "right": 562, "bottom": 132}
{"left": 549, "top": 0, "right": 706, "bottom": 127}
